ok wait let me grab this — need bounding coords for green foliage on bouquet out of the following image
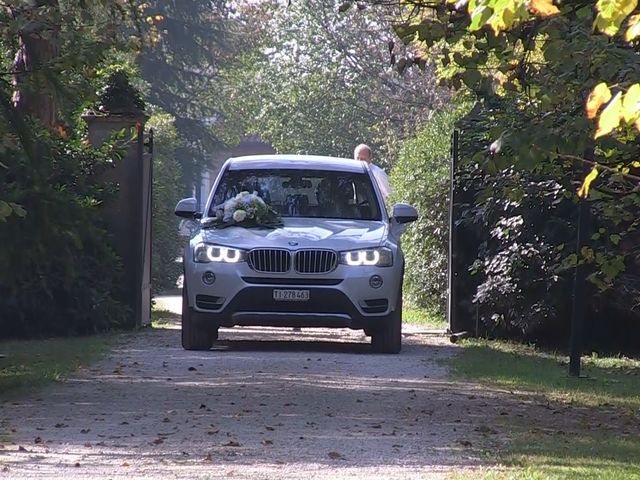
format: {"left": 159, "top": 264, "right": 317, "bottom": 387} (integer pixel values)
{"left": 212, "top": 191, "right": 282, "bottom": 228}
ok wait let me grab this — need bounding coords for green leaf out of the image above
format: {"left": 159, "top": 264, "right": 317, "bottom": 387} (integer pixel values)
{"left": 594, "top": 0, "right": 638, "bottom": 36}
{"left": 416, "top": 20, "right": 446, "bottom": 43}
{"left": 595, "top": 92, "right": 623, "bottom": 139}
{"left": 9, "top": 203, "right": 27, "bottom": 218}
{"left": 0, "top": 201, "right": 11, "bottom": 220}
{"left": 469, "top": 6, "right": 492, "bottom": 31}
{"left": 462, "top": 69, "right": 483, "bottom": 88}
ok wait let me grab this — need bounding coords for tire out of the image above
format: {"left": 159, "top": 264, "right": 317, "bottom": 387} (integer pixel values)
{"left": 371, "top": 288, "right": 402, "bottom": 354}
{"left": 181, "top": 282, "right": 213, "bottom": 351}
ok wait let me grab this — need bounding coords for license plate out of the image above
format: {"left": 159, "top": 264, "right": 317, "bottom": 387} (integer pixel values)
{"left": 273, "top": 289, "right": 310, "bottom": 301}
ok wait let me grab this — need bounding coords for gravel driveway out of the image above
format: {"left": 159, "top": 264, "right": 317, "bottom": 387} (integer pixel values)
{"left": 0, "top": 299, "right": 494, "bottom": 479}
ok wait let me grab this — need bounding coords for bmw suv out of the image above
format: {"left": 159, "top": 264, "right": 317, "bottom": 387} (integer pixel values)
{"left": 175, "top": 155, "right": 418, "bottom": 353}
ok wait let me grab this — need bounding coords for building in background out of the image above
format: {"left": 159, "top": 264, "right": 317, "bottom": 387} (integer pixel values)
{"left": 194, "top": 135, "right": 275, "bottom": 210}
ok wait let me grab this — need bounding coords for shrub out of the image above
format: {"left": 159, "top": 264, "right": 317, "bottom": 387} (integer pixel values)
{"left": 148, "top": 112, "right": 184, "bottom": 293}
{"left": 452, "top": 102, "right": 640, "bottom": 348}
{"left": 390, "top": 103, "right": 470, "bottom": 313}
{"left": 0, "top": 131, "right": 130, "bottom": 337}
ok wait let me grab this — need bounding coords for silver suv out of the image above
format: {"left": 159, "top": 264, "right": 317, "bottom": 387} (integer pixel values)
{"left": 175, "top": 155, "right": 417, "bottom": 353}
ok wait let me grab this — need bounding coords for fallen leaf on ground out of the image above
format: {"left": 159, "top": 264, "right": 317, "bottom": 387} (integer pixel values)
{"left": 222, "top": 441, "right": 241, "bottom": 447}
{"left": 34, "top": 437, "right": 43, "bottom": 444}
{"left": 80, "top": 429, "right": 90, "bottom": 434}
{"left": 328, "top": 451, "right": 344, "bottom": 460}
{"left": 18, "top": 446, "right": 27, "bottom": 452}
{"left": 152, "top": 437, "right": 164, "bottom": 445}
{"left": 261, "top": 439, "right": 273, "bottom": 446}
{"left": 188, "top": 366, "right": 197, "bottom": 371}
{"left": 121, "top": 462, "right": 130, "bottom": 467}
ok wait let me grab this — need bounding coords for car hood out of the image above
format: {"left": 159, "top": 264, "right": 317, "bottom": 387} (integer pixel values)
{"left": 198, "top": 218, "right": 388, "bottom": 251}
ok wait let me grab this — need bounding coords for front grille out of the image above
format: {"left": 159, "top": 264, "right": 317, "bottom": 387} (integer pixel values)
{"left": 249, "top": 249, "right": 291, "bottom": 273}
{"left": 294, "top": 249, "right": 338, "bottom": 274}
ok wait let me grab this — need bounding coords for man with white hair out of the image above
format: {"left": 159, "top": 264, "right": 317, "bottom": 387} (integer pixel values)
{"left": 353, "top": 143, "right": 392, "bottom": 199}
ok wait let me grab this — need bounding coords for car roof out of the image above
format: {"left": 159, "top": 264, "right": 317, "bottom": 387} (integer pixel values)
{"left": 226, "top": 154, "right": 367, "bottom": 173}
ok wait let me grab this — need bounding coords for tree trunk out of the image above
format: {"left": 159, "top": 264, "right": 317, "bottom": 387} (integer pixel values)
{"left": 12, "top": 0, "right": 60, "bottom": 129}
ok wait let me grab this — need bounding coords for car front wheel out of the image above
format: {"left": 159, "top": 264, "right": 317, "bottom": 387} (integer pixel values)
{"left": 181, "top": 282, "right": 214, "bottom": 351}
{"left": 371, "top": 288, "right": 402, "bottom": 354}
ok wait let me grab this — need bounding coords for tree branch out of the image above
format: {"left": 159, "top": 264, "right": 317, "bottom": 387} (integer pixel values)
{"left": 557, "top": 153, "right": 640, "bottom": 183}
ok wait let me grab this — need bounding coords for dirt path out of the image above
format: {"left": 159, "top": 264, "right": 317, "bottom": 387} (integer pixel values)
{"left": 2, "top": 300, "right": 630, "bottom": 479}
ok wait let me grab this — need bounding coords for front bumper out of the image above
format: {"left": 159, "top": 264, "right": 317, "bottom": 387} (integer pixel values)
{"left": 184, "top": 259, "right": 402, "bottom": 330}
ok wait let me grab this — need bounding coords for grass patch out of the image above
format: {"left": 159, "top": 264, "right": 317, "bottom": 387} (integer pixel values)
{"left": 403, "top": 305, "right": 446, "bottom": 328}
{"left": 453, "top": 339, "right": 640, "bottom": 411}
{"left": 498, "top": 433, "right": 640, "bottom": 480}
{"left": 457, "top": 434, "right": 640, "bottom": 480}
{"left": 0, "top": 335, "right": 112, "bottom": 400}
{"left": 449, "top": 339, "right": 640, "bottom": 479}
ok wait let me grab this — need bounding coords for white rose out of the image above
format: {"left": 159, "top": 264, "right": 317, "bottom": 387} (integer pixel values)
{"left": 233, "top": 209, "right": 247, "bottom": 222}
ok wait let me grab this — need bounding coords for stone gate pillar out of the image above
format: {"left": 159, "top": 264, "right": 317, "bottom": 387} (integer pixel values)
{"left": 81, "top": 72, "right": 152, "bottom": 328}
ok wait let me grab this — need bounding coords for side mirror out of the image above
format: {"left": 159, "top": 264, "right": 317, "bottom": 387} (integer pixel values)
{"left": 175, "top": 197, "right": 199, "bottom": 219}
{"left": 392, "top": 203, "right": 418, "bottom": 224}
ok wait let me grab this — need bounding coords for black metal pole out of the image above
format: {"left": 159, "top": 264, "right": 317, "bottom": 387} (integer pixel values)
{"left": 448, "top": 130, "right": 459, "bottom": 334}
{"left": 569, "top": 196, "right": 590, "bottom": 377}
{"left": 134, "top": 121, "right": 145, "bottom": 328}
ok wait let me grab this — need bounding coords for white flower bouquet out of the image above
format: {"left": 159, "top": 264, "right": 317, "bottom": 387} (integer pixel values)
{"left": 210, "top": 191, "right": 282, "bottom": 228}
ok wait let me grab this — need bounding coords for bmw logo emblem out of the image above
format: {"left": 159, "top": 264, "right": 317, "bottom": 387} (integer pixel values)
{"left": 288, "top": 241, "right": 298, "bottom": 246}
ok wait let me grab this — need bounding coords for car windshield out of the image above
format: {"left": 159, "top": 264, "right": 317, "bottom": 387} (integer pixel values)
{"left": 209, "top": 168, "right": 382, "bottom": 220}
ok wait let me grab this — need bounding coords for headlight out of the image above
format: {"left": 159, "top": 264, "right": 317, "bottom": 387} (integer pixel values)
{"left": 193, "top": 243, "right": 246, "bottom": 263}
{"left": 340, "top": 247, "right": 392, "bottom": 267}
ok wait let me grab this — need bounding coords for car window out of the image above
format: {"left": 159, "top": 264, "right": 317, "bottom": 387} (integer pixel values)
{"left": 209, "top": 169, "right": 382, "bottom": 220}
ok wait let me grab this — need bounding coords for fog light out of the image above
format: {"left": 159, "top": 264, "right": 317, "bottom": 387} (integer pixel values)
{"left": 202, "top": 271, "right": 216, "bottom": 285}
{"left": 369, "top": 275, "right": 383, "bottom": 289}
